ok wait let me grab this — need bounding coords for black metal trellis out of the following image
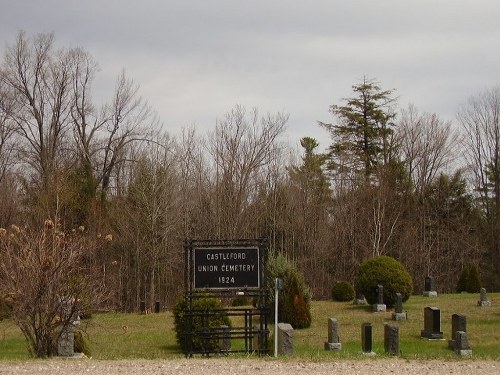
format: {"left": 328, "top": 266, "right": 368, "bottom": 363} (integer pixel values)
{"left": 183, "top": 239, "right": 270, "bottom": 357}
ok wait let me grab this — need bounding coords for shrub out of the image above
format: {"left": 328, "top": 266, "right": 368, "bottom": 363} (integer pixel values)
{"left": 231, "top": 295, "right": 250, "bottom": 307}
{"left": 456, "top": 264, "right": 481, "bottom": 293}
{"left": 74, "top": 330, "right": 91, "bottom": 356}
{"left": 355, "top": 256, "right": 413, "bottom": 308}
{"left": 173, "top": 294, "right": 231, "bottom": 353}
{"left": 265, "top": 252, "right": 312, "bottom": 329}
{"left": 331, "top": 281, "right": 355, "bottom": 302}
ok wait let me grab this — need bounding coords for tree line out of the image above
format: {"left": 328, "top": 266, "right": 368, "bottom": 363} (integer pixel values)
{"left": 0, "top": 32, "right": 498, "bottom": 312}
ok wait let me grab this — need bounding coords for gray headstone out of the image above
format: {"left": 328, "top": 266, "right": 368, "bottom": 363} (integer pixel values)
{"left": 423, "top": 276, "right": 437, "bottom": 297}
{"left": 384, "top": 323, "right": 399, "bottom": 356}
{"left": 57, "top": 324, "right": 75, "bottom": 356}
{"left": 377, "top": 285, "right": 384, "bottom": 304}
{"left": 454, "top": 331, "right": 472, "bottom": 356}
{"left": 324, "top": 318, "right": 341, "bottom": 350}
{"left": 220, "top": 325, "right": 231, "bottom": 352}
{"left": 421, "top": 306, "right": 443, "bottom": 339}
{"left": 361, "top": 322, "right": 375, "bottom": 355}
{"left": 277, "top": 323, "right": 294, "bottom": 355}
{"left": 392, "top": 293, "right": 407, "bottom": 320}
{"left": 372, "top": 285, "right": 386, "bottom": 312}
{"left": 478, "top": 288, "right": 491, "bottom": 307}
{"left": 448, "top": 314, "right": 467, "bottom": 349}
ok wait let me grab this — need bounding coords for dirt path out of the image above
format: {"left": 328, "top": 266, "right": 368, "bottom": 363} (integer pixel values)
{"left": 0, "top": 358, "right": 499, "bottom": 375}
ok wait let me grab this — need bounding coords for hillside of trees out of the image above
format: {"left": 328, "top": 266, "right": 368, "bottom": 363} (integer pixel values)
{"left": 0, "top": 32, "right": 498, "bottom": 312}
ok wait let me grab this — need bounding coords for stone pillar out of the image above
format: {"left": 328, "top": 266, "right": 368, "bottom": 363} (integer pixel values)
{"left": 373, "top": 284, "right": 386, "bottom": 312}
{"left": 140, "top": 301, "right": 146, "bottom": 314}
{"left": 478, "top": 288, "right": 492, "bottom": 307}
{"left": 448, "top": 313, "right": 467, "bottom": 349}
{"left": 384, "top": 323, "right": 399, "bottom": 356}
{"left": 57, "top": 324, "right": 75, "bottom": 356}
{"left": 220, "top": 325, "right": 231, "bottom": 352}
{"left": 155, "top": 301, "right": 161, "bottom": 313}
{"left": 361, "top": 323, "right": 375, "bottom": 355}
{"left": 324, "top": 318, "right": 342, "bottom": 350}
{"left": 392, "top": 293, "right": 407, "bottom": 321}
{"left": 423, "top": 276, "right": 438, "bottom": 297}
{"left": 277, "top": 323, "right": 294, "bottom": 355}
{"left": 454, "top": 331, "right": 472, "bottom": 356}
{"left": 421, "top": 306, "right": 443, "bottom": 339}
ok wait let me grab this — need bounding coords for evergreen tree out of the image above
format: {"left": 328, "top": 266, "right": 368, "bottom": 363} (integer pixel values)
{"left": 319, "top": 78, "right": 396, "bottom": 183}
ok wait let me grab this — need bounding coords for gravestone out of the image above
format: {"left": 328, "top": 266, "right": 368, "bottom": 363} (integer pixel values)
{"left": 448, "top": 314, "right": 467, "bottom": 349}
{"left": 384, "top": 323, "right": 399, "bottom": 356}
{"left": 155, "top": 301, "right": 161, "bottom": 313}
{"left": 220, "top": 325, "right": 231, "bottom": 352}
{"left": 57, "top": 297, "right": 80, "bottom": 357}
{"left": 423, "top": 276, "right": 438, "bottom": 297}
{"left": 277, "top": 323, "right": 294, "bottom": 355}
{"left": 372, "top": 284, "right": 387, "bottom": 312}
{"left": 478, "top": 288, "right": 492, "bottom": 307}
{"left": 361, "top": 322, "right": 375, "bottom": 355}
{"left": 392, "top": 293, "right": 407, "bottom": 321}
{"left": 354, "top": 292, "right": 367, "bottom": 305}
{"left": 421, "top": 306, "right": 443, "bottom": 339}
{"left": 454, "top": 331, "right": 472, "bottom": 356}
{"left": 324, "top": 318, "right": 342, "bottom": 350}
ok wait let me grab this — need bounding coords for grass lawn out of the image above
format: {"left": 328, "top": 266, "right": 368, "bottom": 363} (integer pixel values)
{"left": 0, "top": 293, "right": 498, "bottom": 360}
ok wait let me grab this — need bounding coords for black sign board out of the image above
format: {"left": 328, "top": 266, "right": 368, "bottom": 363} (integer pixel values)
{"left": 193, "top": 246, "right": 260, "bottom": 289}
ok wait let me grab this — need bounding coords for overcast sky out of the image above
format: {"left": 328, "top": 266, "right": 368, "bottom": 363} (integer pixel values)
{"left": 1, "top": 1, "right": 500, "bottom": 149}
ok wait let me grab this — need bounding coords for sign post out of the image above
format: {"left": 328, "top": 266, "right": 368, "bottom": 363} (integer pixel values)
{"left": 274, "top": 277, "right": 283, "bottom": 357}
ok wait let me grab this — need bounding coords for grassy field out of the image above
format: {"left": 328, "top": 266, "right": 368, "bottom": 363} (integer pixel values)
{"left": 0, "top": 293, "right": 498, "bottom": 360}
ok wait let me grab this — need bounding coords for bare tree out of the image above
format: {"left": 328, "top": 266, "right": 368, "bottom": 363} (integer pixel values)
{"left": 0, "top": 220, "right": 110, "bottom": 357}
{"left": 396, "top": 104, "right": 459, "bottom": 192}
{"left": 207, "top": 105, "right": 288, "bottom": 238}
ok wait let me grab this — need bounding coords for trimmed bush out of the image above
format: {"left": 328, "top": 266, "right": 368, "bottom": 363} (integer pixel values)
{"left": 355, "top": 256, "right": 413, "bottom": 308}
{"left": 173, "top": 294, "right": 231, "bottom": 352}
{"left": 331, "top": 281, "right": 355, "bottom": 302}
{"left": 265, "top": 252, "right": 312, "bottom": 329}
{"left": 231, "top": 295, "right": 250, "bottom": 307}
{"left": 74, "top": 330, "right": 91, "bottom": 356}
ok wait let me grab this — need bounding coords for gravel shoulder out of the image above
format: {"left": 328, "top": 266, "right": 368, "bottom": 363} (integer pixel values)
{"left": 0, "top": 358, "right": 499, "bottom": 375}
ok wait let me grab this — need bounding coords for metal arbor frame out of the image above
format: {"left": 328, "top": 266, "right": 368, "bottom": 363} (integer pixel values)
{"left": 183, "top": 238, "right": 270, "bottom": 357}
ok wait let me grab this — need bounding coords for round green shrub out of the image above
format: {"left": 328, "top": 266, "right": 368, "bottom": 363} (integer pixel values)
{"left": 355, "top": 256, "right": 413, "bottom": 308}
{"left": 265, "top": 252, "right": 312, "bottom": 329}
{"left": 331, "top": 281, "right": 355, "bottom": 302}
{"left": 173, "top": 294, "right": 231, "bottom": 352}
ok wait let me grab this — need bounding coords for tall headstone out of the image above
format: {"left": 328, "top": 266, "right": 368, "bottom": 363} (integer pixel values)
{"left": 392, "top": 293, "right": 407, "bottom": 321}
{"left": 421, "top": 306, "right": 443, "bottom": 339}
{"left": 277, "top": 323, "right": 294, "bottom": 355}
{"left": 454, "top": 331, "right": 472, "bottom": 356}
{"left": 324, "top": 318, "right": 342, "bottom": 350}
{"left": 448, "top": 314, "right": 467, "bottom": 349}
{"left": 361, "top": 323, "right": 375, "bottom": 356}
{"left": 384, "top": 323, "right": 399, "bottom": 356}
{"left": 372, "top": 284, "right": 387, "bottom": 312}
{"left": 423, "top": 276, "right": 438, "bottom": 297}
{"left": 220, "top": 325, "right": 231, "bottom": 352}
{"left": 478, "top": 288, "right": 492, "bottom": 307}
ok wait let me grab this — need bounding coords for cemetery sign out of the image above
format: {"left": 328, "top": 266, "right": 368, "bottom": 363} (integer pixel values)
{"left": 193, "top": 246, "right": 260, "bottom": 289}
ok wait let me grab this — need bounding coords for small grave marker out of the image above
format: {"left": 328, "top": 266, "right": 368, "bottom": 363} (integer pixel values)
{"left": 277, "top": 323, "right": 294, "bottom": 355}
{"left": 361, "top": 322, "right": 375, "bottom": 356}
{"left": 384, "top": 323, "right": 399, "bottom": 356}
{"left": 421, "top": 306, "right": 443, "bottom": 339}
{"left": 372, "top": 284, "right": 386, "bottom": 312}
{"left": 478, "top": 288, "right": 491, "bottom": 307}
{"left": 454, "top": 331, "right": 472, "bottom": 356}
{"left": 423, "top": 276, "right": 437, "bottom": 297}
{"left": 324, "top": 318, "right": 341, "bottom": 351}
{"left": 392, "top": 293, "right": 407, "bottom": 321}
{"left": 448, "top": 313, "right": 467, "bottom": 349}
